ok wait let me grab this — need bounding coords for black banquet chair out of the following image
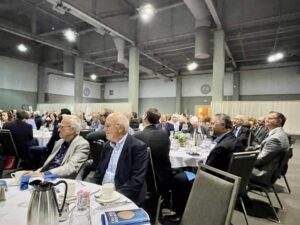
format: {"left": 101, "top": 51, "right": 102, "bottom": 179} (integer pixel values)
{"left": 0, "top": 129, "right": 21, "bottom": 176}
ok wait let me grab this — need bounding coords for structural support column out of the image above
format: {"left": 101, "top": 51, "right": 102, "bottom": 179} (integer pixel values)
{"left": 175, "top": 78, "right": 182, "bottom": 113}
{"left": 74, "top": 57, "right": 84, "bottom": 103}
{"left": 212, "top": 29, "right": 225, "bottom": 101}
{"left": 100, "top": 84, "right": 105, "bottom": 102}
{"left": 232, "top": 71, "right": 240, "bottom": 100}
{"left": 37, "top": 65, "right": 47, "bottom": 104}
{"left": 128, "top": 47, "right": 139, "bottom": 113}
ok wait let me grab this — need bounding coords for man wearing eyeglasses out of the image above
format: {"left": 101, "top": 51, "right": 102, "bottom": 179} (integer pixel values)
{"left": 25, "top": 115, "right": 89, "bottom": 178}
{"left": 93, "top": 112, "right": 148, "bottom": 206}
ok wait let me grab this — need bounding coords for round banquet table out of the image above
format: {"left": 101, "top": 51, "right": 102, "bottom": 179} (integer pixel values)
{"left": 0, "top": 178, "right": 145, "bottom": 225}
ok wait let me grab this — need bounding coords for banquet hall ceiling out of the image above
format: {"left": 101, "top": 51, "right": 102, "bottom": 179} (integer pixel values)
{"left": 0, "top": 0, "right": 300, "bottom": 82}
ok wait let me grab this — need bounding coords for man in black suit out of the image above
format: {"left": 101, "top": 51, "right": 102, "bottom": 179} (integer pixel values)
{"left": 3, "top": 111, "right": 36, "bottom": 168}
{"left": 232, "top": 115, "right": 250, "bottom": 149}
{"left": 135, "top": 108, "right": 173, "bottom": 194}
{"left": 171, "top": 113, "right": 244, "bottom": 219}
{"left": 93, "top": 112, "right": 148, "bottom": 206}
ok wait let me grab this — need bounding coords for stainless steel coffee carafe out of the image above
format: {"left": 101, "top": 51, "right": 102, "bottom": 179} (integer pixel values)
{"left": 27, "top": 179, "right": 68, "bottom": 225}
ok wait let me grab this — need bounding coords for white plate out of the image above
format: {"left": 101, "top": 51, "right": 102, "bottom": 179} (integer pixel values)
{"left": 94, "top": 191, "right": 121, "bottom": 203}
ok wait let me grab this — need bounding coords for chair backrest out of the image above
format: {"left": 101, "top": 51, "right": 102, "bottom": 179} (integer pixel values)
{"left": 89, "top": 140, "right": 104, "bottom": 169}
{"left": 79, "top": 129, "right": 95, "bottom": 139}
{"left": 227, "top": 150, "right": 260, "bottom": 195}
{"left": 279, "top": 145, "right": 293, "bottom": 176}
{"left": 146, "top": 147, "right": 158, "bottom": 195}
{"left": 181, "top": 165, "right": 240, "bottom": 225}
{"left": 0, "top": 129, "right": 19, "bottom": 157}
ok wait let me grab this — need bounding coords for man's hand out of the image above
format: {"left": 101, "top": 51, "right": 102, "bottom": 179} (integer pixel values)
{"left": 23, "top": 171, "right": 44, "bottom": 177}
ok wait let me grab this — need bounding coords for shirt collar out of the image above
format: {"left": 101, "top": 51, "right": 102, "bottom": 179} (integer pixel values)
{"left": 109, "top": 133, "right": 128, "bottom": 149}
{"left": 214, "top": 131, "right": 231, "bottom": 143}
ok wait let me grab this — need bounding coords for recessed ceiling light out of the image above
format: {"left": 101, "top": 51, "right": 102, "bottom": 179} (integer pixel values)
{"left": 187, "top": 62, "right": 198, "bottom": 71}
{"left": 139, "top": 3, "right": 155, "bottom": 22}
{"left": 267, "top": 52, "right": 284, "bottom": 63}
{"left": 90, "top": 74, "right": 97, "bottom": 80}
{"left": 17, "top": 44, "right": 28, "bottom": 52}
{"left": 63, "top": 29, "right": 78, "bottom": 42}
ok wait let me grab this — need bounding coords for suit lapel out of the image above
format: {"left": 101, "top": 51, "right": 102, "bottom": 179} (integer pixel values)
{"left": 115, "top": 135, "right": 130, "bottom": 175}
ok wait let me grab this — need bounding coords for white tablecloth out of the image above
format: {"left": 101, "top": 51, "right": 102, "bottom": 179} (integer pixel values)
{"left": 169, "top": 140, "right": 214, "bottom": 168}
{"left": 33, "top": 130, "right": 52, "bottom": 146}
{"left": 0, "top": 178, "right": 142, "bottom": 225}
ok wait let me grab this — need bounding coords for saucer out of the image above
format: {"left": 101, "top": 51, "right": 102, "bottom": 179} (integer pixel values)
{"left": 7, "top": 179, "right": 20, "bottom": 186}
{"left": 94, "top": 191, "right": 121, "bottom": 203}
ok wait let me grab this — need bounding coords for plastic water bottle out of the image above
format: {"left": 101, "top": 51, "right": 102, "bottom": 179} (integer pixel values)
{"left": 69, "top": 190, "right": 91, "bottom": 225}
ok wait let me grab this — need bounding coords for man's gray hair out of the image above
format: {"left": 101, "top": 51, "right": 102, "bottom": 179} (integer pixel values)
{"left": 64, "top": 115, "right": 81, "bottom": 134}
{"left": 215, "top": 113, "right": 233, "bottom": 129}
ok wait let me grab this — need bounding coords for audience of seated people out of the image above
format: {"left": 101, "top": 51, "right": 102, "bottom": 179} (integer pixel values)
{"left": 0, "top": 106, "right": 293, "bottom": 224}
{"left": 170, "top": 113, "right": 244, "bottom": 219}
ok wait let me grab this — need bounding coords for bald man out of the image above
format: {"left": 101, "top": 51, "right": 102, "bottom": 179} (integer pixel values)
{"left": 93, "top": 113, "right": 148, "bottom": 205}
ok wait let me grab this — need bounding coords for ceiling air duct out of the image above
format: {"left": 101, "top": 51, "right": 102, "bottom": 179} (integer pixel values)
{"left": 184, "top": 0, "right": 211, "bottom": 59}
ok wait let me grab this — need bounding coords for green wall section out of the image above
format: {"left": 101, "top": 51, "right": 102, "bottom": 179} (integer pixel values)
{"left": 0, "top": 88, "right": 37, "bottom": 110}
{"left": 139, "top": 97, "right": 176, "bottom": 115}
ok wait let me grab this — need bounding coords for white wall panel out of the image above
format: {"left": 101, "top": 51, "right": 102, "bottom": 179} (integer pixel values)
{"left": 241, "top": 67, "right": 300, "bottom": 95}
{"left": 104, "top": 82, "right": 128, "bottom": 99}
{"left": 83, "top": 81, "right": 101, "bottom": 99}
{"left": 182, "top": 75, "right": 212, "bottom": 96}
{"left": 140, "top": 79, "right": 176, "bottom": 98}
{"left": 48, "top": 74, "right": 74, "bottom": 96}
{"left": 0, "top": 56, "right": 37, "bottom": 92}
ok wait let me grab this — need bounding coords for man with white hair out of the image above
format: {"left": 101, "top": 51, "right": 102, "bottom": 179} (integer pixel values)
{"left": 94, "top": 112, "right": 148, "bottom": 205}
{"left": 25, "top": 115, "right": 90, "bottom": 178}
{"left": 232, "top": 114, "right": 250, "bottom": 149}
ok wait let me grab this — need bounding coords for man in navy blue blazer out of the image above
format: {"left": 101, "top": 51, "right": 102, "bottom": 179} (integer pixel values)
{"left": 93, "top": 112, "right": 148, "bottom": 206}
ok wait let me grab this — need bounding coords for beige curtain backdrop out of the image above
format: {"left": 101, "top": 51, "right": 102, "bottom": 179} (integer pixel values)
{"left": 37, "top": 103, "right": 132, "bottom": 116}
{"left": 211, "top": 101, "right": 300, "bottom": 135}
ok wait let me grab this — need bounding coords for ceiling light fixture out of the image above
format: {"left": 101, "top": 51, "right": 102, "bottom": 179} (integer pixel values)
{"left": 139, "top": 3, "right": 155, "bottom": 22}
{"left": 187, "top": 62, "right": 198, "bottom": 71}
{"left": 90, "top": 74, "right": 97, "bottom": 80}
{"left": 17, "top": 44, "right": 28, "bottom": 52}
{"left": 267, "top": 52, "right": 284, "bottom": 63}
{"left": 63, "top": 29, "right": 78, "bottom": 42}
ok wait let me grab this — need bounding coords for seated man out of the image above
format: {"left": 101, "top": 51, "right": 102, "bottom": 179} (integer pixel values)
{"left": 26, "top": 115, "right": 90, "bottom": 178}
{"left": 171, "top": 113, "right": 244, "bottom": 218}
{"left": 232, "top": 115, "right": 250, "bottom": 149}
{"left": 93, "top": 113, "right": 148, "bottom": 206}
{"left": 3, "top": 111, "right": 37, "bottom": 169}
{"left": 134, "top": 108, "right": 173, "bottom": 194}
{"left": 251, "top": 111, "right": 290, "bottom": 185}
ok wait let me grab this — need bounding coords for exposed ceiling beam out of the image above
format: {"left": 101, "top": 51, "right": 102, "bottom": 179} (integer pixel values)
{"left": 204, "top": 0, "right": 237, "bottom": 68}
{"left": 0, "top": 18, "right": 78, "bottom": 55}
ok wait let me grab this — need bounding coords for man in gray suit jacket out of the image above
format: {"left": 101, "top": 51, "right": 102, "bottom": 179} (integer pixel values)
{"left": 251, "top": 111, "right": 290, "bottom": 185}
{"left": 26, "top": 115, "right": 90, "bottom": 178}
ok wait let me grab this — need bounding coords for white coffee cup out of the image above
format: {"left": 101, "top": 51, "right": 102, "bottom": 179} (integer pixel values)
{"left": 11, "top": 171, "right": 26, "bottom": 183}
{"left": 101, "top": 183, "right": 114, "bottom": 200}
{"left": 65, "top": 180, "right": 76, "bottom": 198}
